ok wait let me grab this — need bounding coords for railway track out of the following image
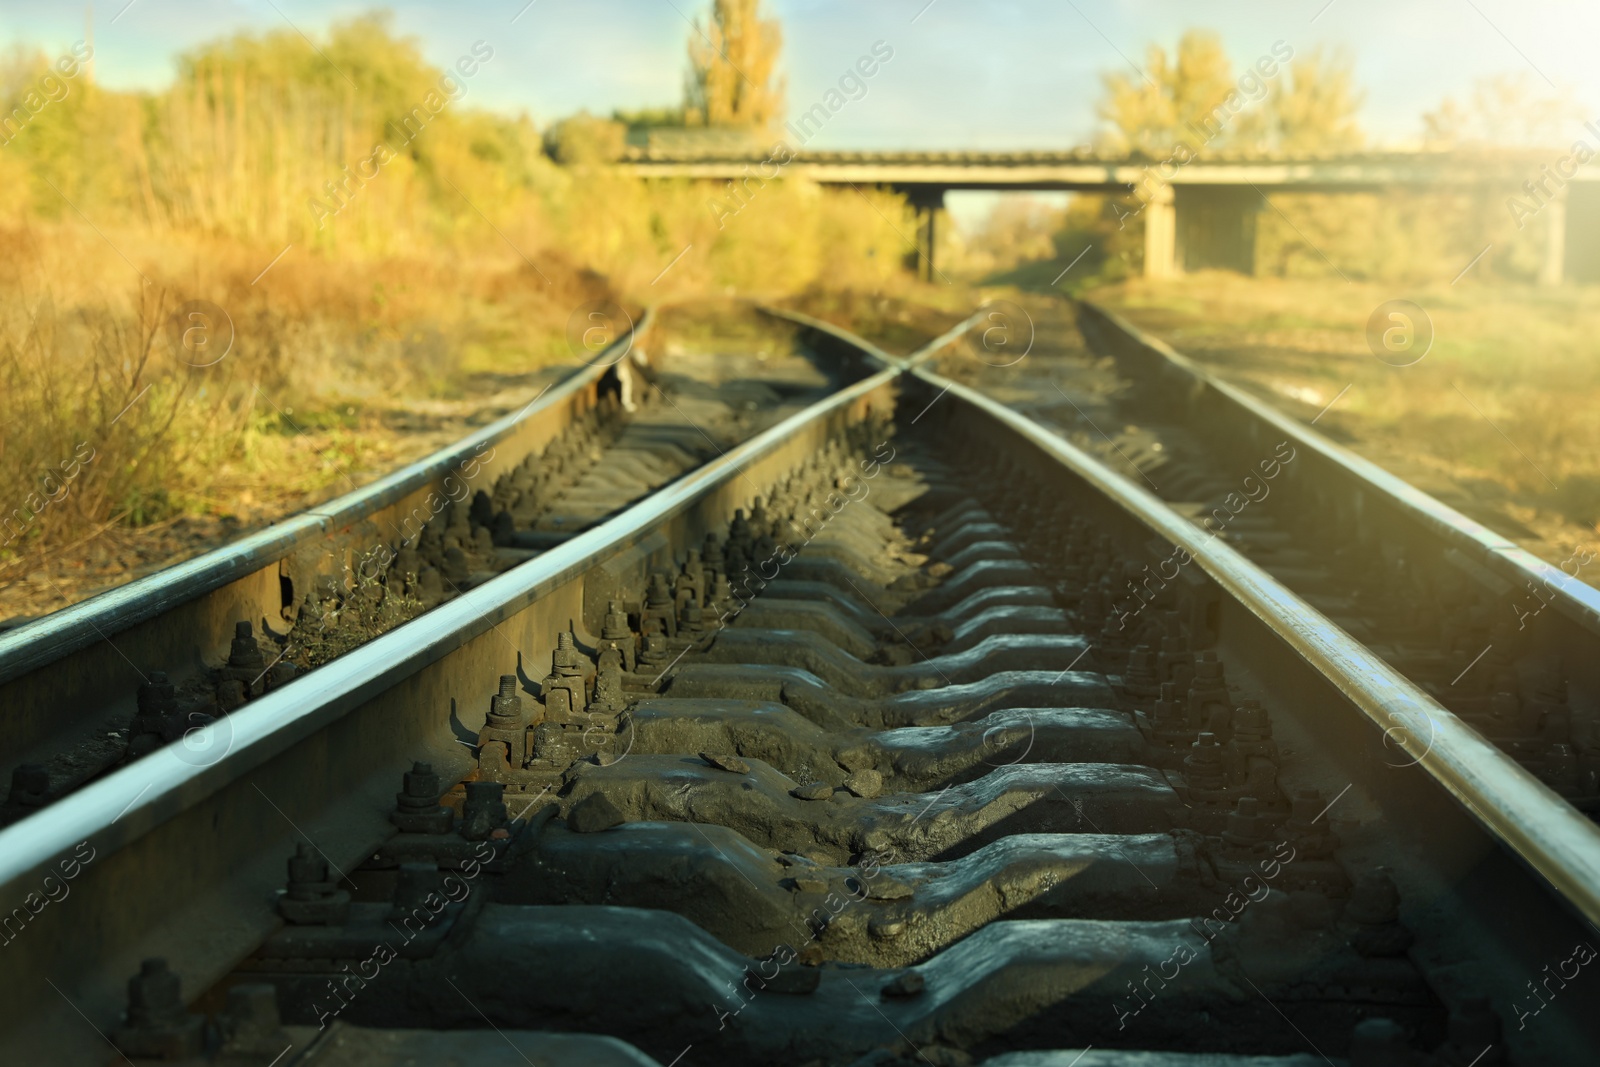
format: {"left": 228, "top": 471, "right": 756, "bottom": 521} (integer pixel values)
{"left": 2, "top": 313, "right": 1597, "bottom": 1065}
{"left": 0, "top": 308, "right": 866, "bottom": 825}
{"left": 919, "top": 301, "right": 1600, "bottom": 818}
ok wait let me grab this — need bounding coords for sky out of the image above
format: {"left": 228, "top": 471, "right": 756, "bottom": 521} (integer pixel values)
{"left": 4, "top": 0, "right": 1599, "bottom": 227}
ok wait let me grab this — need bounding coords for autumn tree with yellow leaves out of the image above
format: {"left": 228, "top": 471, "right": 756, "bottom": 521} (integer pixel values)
{"left": 684, "top": 0, "right": 785, "bottom": 131}
{"left": 1096, "top": 31, "right": 1363, "bottom": 157}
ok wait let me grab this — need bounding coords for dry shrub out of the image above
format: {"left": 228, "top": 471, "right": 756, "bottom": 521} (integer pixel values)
{"left": 0, "top": 17, "right": 921, "bottom": 582}
{"left": 0, "top": 224, "right": 628, "bottom": 570}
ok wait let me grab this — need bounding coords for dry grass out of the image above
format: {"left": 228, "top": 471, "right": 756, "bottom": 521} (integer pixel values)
{"left": 0, "top": 16, "right": 925, "bottom": 621}
{"left": 0, "top": 223, "right": 627, "bottom": 616}
{"left": 0, "top": 208, "right": 926, "bottom": 622}
{"left": 1093, "top": 271, "right": 1600, "bottom": 558}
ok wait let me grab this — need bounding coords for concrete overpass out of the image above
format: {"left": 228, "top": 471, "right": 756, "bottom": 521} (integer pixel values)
{"left": 620, "top": 148, "right": 1598, "bottom": 283}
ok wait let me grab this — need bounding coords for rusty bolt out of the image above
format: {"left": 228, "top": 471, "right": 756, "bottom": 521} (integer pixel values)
{"left": 392, "top": 761, "right": 452, "bottom": 835}
{"left": 1222, "top": 796, "right": 1270, "bottom": 849}
{"left": 279, "top": 842, "right": 350, "bottom": 925}
{"left": 126, "top": 958, "right": 185, "bottom": 1028}
{"left": 116, "top": 958, "right": 204, "bottom": 1059}
{"left": 460, "top": 780, "right": 509, "bottom": 841}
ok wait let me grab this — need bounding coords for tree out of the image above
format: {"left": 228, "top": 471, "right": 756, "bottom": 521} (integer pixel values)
{"left": 613, "top": 105, "right": 686, "bottom": 129}
{"left": 1084, "top": 32, "right": 1377, "bottom": 282}
{"left": 1268, "top": 47, "right": 1363, "bottom": 152}
{"left": 1096, "top": 31, "right": 1243, "bottom": 156}
{"left": 683, "top": 0, "right": 784, "bottom": 131}
{"left": 1423, "top": 73, "right": 1582, "bottom": 148}
{"left": 1098, "top": 33, "right": 1363, "bottom": 157}
{"left": 546, "top": 111, "right": 626, "bottom": 164}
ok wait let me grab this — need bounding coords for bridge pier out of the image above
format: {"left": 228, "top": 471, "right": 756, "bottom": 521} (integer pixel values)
{"left": 1541, "top": 189, "right": 1567, "bottom": 286}
{"left": 626, "top": 150, "right": 1600, "bottom": 286}
{"left": 1142, "top": 184, "right": 1176, "bottom": 279}
{"left": 1567, "top": 185, "right": 1600, "bottom": 284}
{"left": 907, "top": 188, "right": 944, "bottom": 282}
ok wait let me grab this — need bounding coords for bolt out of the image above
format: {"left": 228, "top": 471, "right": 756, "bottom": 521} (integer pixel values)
{"left": 603, "top": 600, "right": 632, "bottom": 639}
{"left": 401, "top": 761, "right": 439, "bottom": 799}
{"left": 136, "top": 672, "right": 177, "bottom": 716}
{"left": 228, "top": 621, "right": 264, "bottom": 667}
{"left": 285, "top": 843, "right": 330, "bottom": 900}
{"left": 1184, "top": 732, "right": 1226, "bottom": 802}
{"left": 1283, "top": 787, "right": 1339, "bottom": 860}
{"left": 552, "top": 631, "right": 584, "bottom": 673}
{"left": 702, "top": 532, "right": 725, "bottom": 573}
{"left": 1158, "top": 633, "right": 1194, "bottom": 688}
{"left": 278, "top": 842, "right": 350, "bottom": 925}
{"left": 392, "top": 761, "right": 453, "bottom": 835}
{"left": 1285, "top": 788, "right": 1321, "bottom": 832}
{"left": 1222, "top": 796, "right": 1269, "bottom": 849}
{"left": 1346, "top": 866, "right": 1414, "bottom": 957}
{"left": 1232, "top": 699, "right": 1269, "bottom": 736}
{"left": 1154, "top": 679, "right": 1196, "bottom": 744}
{"left": 460, "top": 780, "right": 509, "bottom": 841}
{"left": 487, "top": 676, "right": 524, "bottom": 727}
{"left": 113, "top": 957, "right": 206, "bottom": 1058}
{"left": 1125, "top": 644, "right": 1159, "bottom": 691}
{"left": 127, "top": 958, "right": 184, "bottom": 1027}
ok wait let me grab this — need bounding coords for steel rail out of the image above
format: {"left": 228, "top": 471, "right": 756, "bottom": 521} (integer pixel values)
{"left": 0, "top": 361, "right": 900, "bottom": 1062}
{"left": 0, "top": 315, "right": 653, "bottom": 778}
{"left": 758, "top": 306, "right": 904, "bottom": 368}
{"left": 1076, "top": 299, "right": 1600, "bottom": 637}
{"left": 0, "top": 313, "right": 652, "bottom": 684}
{"left": 905, "top": 361, "right": 1600, "bottom": 931}
{"left": 768, "top": 308, "right": 1600, "bottom": 926}
{"left": 0, "top": 322, "right": 964, "bottom": 891}
{"left": 0, "top": 361, "right": 896, "bottom": 889}
{"left": 761, "top": 304, "right": 988, "bottom": 371}
{"left": 0, "top": 314, "right": 652, "bottom": 685}
{"left": 7, "top": 310, "right": 1598, "bottom": 1059}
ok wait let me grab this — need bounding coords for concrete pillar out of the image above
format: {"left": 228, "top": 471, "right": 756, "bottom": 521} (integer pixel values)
{"left": 906, "top": 188, "right": 945, "bottom": 282}
{"left": 1143, "top": 183, "right": 1176, "bottom": 279}
{"left": 1541, "top": 189, "right": 1567, "bottom": 286}
{"left": 1565, "top": 185, "right": 1600, "bottom": 283}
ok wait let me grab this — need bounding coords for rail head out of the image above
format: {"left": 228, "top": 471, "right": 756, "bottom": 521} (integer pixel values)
{"left": 907, "top": 362, "right": 1600, "bottom": 933}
